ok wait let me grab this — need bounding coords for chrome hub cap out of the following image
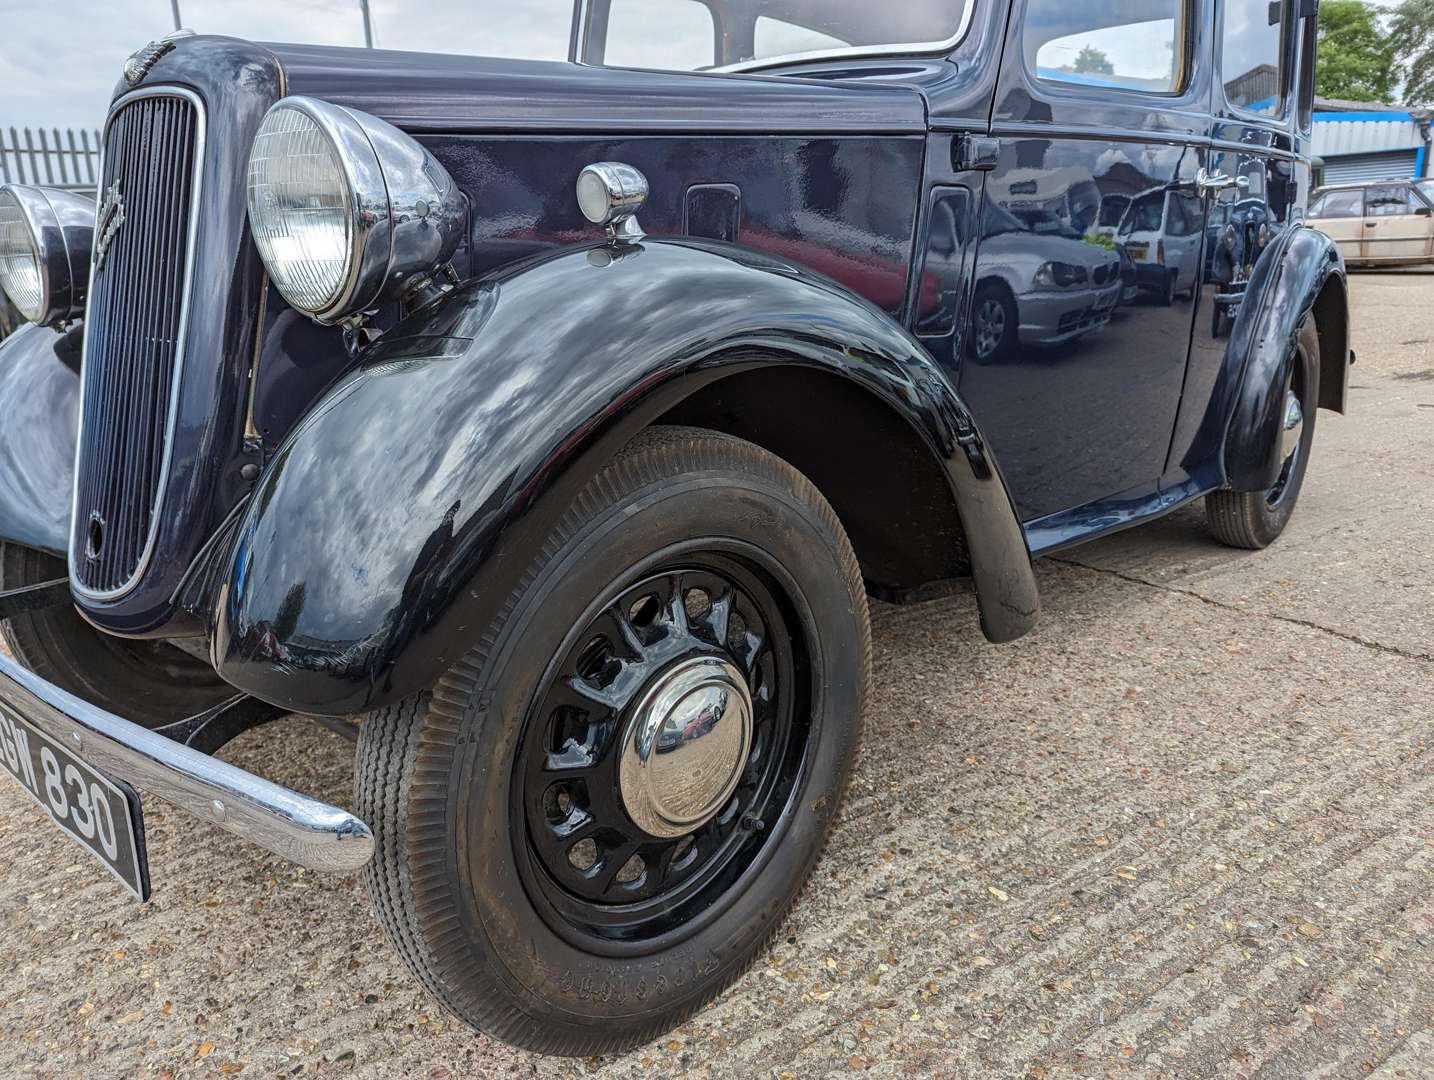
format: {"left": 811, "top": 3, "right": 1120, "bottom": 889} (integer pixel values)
{"left": 619, "top": 656, "right": 753, "bottom": 838}
{"left": 1280, "top": 387, "right": 1304, "bottom": 464}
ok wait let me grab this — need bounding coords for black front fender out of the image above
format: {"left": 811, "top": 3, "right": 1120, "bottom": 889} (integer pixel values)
{"left": 212, "top": 239, "right": 1038, "bottom": 715}
{"left": 0, "top": 322, "right": 80, "bottom": 556}
{"left": 1224, "top": 226, "right": 1346, "bottom": 492}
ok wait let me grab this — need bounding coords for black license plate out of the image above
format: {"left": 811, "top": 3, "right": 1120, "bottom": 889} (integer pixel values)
{"left": 0, "top": 702, "right": 150, "bottom": 900}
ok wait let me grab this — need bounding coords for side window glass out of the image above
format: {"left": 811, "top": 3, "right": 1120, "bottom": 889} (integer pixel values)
{"left": 753, "top": 17, "right": 848, "bottom": 58}
{"left": 1307, "top": 192, "right": 1326, "bottom": 217}
{"left": 1025, "top": 0, "right": 1188, "bottom": 94}
{"left": 1164, "top": 194, "right": 1185, "bottom": 235}
{"left": 1172, "top": 193, "right": 1202, "bottom": 236}
{"left": 1223, "top": 0, "right": 1285, "bottom": 115}
{"left": 1365, "top": 185, "right": 1413, "bottom": 216}
{"left": 604, "top": 0, "right": 716, "bottom": 70}
{"left": 915, "top": 188, "right": 973, "bottom": 338}
{"left": 1316, "top": 189, "right": 1363, "bottom": 219}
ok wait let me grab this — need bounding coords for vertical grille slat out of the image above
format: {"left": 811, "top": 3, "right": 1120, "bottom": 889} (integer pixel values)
{"left": 72, "top": 91, "right": 200, "bottom": 598}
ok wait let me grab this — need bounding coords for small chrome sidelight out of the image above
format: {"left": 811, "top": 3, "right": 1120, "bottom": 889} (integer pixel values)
{"left": 0, "top": 183, "right": 95, "bottom": 328}
{"left": 576, "top": 161, "right": 648, "bottom": 243}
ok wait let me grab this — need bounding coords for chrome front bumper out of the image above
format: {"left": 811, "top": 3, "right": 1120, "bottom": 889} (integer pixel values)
{"left": 0, "top": 650, "right": 374, "bottom": 873}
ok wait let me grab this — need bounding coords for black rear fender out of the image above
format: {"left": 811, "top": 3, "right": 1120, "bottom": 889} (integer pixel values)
{"left": 1224, "top": 226, "right": 1348, "bottom": 492}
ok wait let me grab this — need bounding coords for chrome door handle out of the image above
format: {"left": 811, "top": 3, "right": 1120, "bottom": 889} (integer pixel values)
{"left": 1195, "top": 169, "right": 1251, "bottom": 194}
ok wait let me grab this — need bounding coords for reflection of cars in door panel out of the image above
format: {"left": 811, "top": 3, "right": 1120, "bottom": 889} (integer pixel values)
{"left": 1309, "top": 181, "right": 1434, "bottom": 266}
{"left": 1117, "top": 187, "right": 1204, "bottom": 304}
{"left": 968, "top": 198, "right": 1122, "bottom": 361}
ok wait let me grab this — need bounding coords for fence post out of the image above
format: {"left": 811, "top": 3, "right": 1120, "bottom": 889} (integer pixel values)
{"left": 23, "top": 128, "right": 40, "bottom": 185}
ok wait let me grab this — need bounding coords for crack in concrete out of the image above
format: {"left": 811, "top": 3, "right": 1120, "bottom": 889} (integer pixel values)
{"left": 1050, "top": 557, "right": 1434, "bottom": 665}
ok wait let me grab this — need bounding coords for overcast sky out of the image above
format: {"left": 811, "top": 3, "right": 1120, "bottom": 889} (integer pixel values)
{"left": 0, "top": 0, "right": 575, "bottom": 132}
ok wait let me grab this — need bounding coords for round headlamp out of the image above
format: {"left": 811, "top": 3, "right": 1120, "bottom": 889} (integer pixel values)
{"left": 0, "top": 183, "right": 94, "bottom": 327}
{"left": 246, "top": 96, "right": 465, "bottom": 325}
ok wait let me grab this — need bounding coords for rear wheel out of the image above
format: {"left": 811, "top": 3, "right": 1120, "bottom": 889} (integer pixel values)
{"left": 355, "top": 426, "right": 869, "bottom": 1055}
{"left": 0, "top": 543, "right": 232, "bottom": 726}
{"left": 1205, "top": 318, "right": 1319, "bottom": 549}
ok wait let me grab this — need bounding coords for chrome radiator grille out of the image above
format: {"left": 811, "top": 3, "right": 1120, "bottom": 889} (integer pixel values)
{"left": 71, "top": 89, "right": 202, "bottom": 598}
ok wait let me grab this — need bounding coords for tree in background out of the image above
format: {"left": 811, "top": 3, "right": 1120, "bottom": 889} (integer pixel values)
{"left": 1391, "top": 0, "right": 1434, "bottom": 104}
{"left": 1316, "top": 0, "right": 1396, "bottom": 101}
{"left": 1073, "top": 45, "right": 1115, "bottom": 75}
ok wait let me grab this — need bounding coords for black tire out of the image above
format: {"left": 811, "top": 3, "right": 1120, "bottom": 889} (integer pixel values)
{"left": 0, "top": 543, "right": 233, "bottom": 727}
{"left": 968, "top": 280, "right": 1016, "bottom": 363}
{"left": 355, "top": 426, "right": 870, "bottom": 1056}
{"left": 1160, "top": 269, "right": 1178, "bottom": 306}
{"left": 1205, "top": 318, "right": 1319, "bottom": 549}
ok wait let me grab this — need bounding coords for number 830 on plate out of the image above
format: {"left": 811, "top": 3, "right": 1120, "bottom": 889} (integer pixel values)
{"left": 0, "top": 703, "right": 150, "bottom": 900}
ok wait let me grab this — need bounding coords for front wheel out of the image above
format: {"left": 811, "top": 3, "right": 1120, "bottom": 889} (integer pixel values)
{"left": 1205, "top": 318, "right": 1319, "bottom": 549}
{"left": 968, "top": 281, "right": 1016, "bottom": 363}
{"left": 355, "top": 426, "right": 870, "bottom": 1055}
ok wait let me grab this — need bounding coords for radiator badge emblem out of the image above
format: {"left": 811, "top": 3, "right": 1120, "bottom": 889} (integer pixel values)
{"left": 94, "top": 182, "right": 126, "bottom": 273}
{"left": 123, "top": 39, "right": 175, "bottom": 88}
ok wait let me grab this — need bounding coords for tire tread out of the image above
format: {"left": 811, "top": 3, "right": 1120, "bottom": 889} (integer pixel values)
{"left": 354, "top": 425, "right": 869, "bottom": 1055}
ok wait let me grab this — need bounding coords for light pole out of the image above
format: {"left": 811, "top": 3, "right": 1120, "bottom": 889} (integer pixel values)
{"left": 170, "top": 0, "right": 182, "bottom": 31}
{"left": 359, "top": 0, "right": 374, "bottom": 47}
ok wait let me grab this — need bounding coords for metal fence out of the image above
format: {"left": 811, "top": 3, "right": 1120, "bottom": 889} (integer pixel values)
{"left": 1, "top": 126, "right": 104, "bottom": 192}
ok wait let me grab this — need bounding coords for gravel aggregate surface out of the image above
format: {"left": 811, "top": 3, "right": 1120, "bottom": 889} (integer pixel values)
{"left": 1, "top": 273, "right": 1431, "bottom": 1078}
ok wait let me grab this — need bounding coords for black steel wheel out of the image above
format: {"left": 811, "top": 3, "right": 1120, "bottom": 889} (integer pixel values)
{"left": 356, "top": 426, "right": 869, "bottom": 1056}
{"left": 516, "top": 555, "right": 804, "bottom": 946}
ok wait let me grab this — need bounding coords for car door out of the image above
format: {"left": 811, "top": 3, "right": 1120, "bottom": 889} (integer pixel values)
{"left": 1307, "top": 187, "right": 1365, "bottom": 262}
{"left": 956, "top": 0, "right": 1213, "bottom": 527}
{"left": 1165, "top": 0, "right": 1308, "bottom": 492}
{"left": 1362, "top": 182, "right": 1433, "bottom": 263}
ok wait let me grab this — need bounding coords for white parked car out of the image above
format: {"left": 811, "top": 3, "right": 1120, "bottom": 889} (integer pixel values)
{"left": 1116, "top": 187, "right": 1206, "bottom": 304}
{"left": 1308, "top": 180, "right": 1434, "bottom": 267}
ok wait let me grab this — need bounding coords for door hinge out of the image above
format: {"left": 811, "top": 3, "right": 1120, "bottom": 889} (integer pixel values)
{"left": 953, "top": 134, "right": 999, "bottom": 172}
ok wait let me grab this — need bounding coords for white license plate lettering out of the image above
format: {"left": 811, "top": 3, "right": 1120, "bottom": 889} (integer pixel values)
{"left": 0, "top": 702, "right": 148, "bottom": 900}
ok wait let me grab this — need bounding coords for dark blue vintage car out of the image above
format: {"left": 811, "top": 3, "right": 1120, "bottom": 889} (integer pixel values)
{"left": 0, "top": 0, "right": 1349, "bottom": 1055}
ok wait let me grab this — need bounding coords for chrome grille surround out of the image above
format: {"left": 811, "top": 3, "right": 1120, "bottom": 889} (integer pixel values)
{"left": 69, "top": 86, "right": 206, "bottom": 600}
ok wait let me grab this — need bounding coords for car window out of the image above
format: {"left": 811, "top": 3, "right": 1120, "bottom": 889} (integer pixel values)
{"left": 754, "top": 16, "right": 848, "bottom": 57}
{"left": 1307, "top": 192, "right": 1327, "bottom": 217}
{"left": 583, "top": 0, "right": 972, "bottom": 70}
{"left": 604, "top": 0, "right": 717, "bottom": 69}
{"left": 1222, "top": 0, "right": 1285, "bottom": 116}
{"left": 1025, "top": 0, "right": 1188, "bottom": 93}
{"left": 1313, "top": 189, "right": 1362, "bottom": 219}
{"left": 1418, "top": 180, "right": 1434, "bottom": 207}
{"left": 1098, "top": 195, "right": 1130, "bottom": 228}
{"left": 1120, "top": 192, "right": 1167, "bottom": 234}
{"left": 1169, "top": 192, "right": 1202, "bottom": 236}
{"left": 1364, "top": 184, "right": 1416, "bottom": 217}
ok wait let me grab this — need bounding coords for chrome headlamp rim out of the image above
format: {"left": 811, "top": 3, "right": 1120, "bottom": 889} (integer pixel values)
{"left": 247, "top": 97, "right": 389, "bottom": 324}
{"left": 0, "top": 182, "right": 95, "bottom": 327}
{"left": 247, "top": 95, "right": 465, "bottom": 326}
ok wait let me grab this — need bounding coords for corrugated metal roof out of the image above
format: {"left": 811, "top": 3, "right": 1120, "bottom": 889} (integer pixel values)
{"left": 1312, "top": 117, "right": 1422, "bottom": 158}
